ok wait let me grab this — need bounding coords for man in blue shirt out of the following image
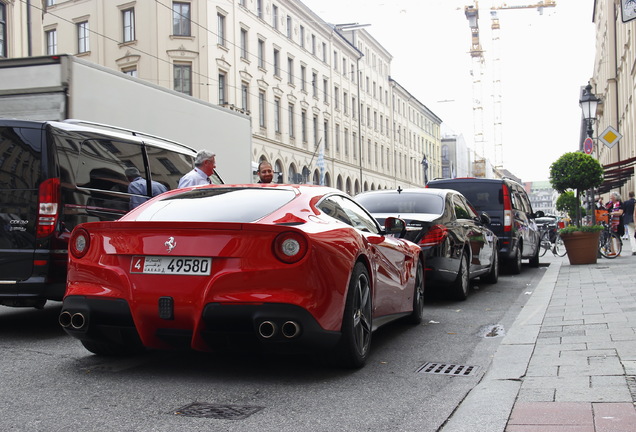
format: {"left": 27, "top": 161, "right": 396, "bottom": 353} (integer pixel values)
{"left": 126, "top": 167, "right": 168, "bottom": 209}
{"left": 178, "top": 150, "right": 216, "bottom": 188}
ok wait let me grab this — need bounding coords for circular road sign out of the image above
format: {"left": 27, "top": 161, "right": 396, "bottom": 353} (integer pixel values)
{"left": 584, "top": 137, "right": 594, "bottom": 154}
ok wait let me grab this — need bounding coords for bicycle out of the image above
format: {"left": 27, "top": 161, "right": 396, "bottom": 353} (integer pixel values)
{"left": 538, "top": 223, "right": 567, "bottom": 257}
{"left": 598, "top": 216, "right": 622, "bottom": 259}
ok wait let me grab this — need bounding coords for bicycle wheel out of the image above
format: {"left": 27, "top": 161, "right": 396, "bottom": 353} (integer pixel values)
{"left": 553, "top": 234, "right": 567, "bottom": 257}
{"left": 538, "top": 230, "right": 550, "bottom": 257}
{"left": 599, "top": 231, "right": 622, "bottom": 259}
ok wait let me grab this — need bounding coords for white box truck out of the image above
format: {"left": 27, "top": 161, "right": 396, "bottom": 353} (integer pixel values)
{"left": 0, "top": 54, "right": 253, "bottom": 184}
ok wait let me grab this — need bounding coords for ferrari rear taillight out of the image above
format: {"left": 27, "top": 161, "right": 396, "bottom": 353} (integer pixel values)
{"left": 70, "top": 228, "right": 90, "bottom": 258}
{"left": 418, "top": 224, "right": 448, "bottom": 247}
{"left": 273, "top": 231, "right": 308, "bottom": 264}
{"left": 36, "top": 177, "right": 61, "bottom": 238}
{"left": 502, "top": 185, "right": 512, "bottom": 232}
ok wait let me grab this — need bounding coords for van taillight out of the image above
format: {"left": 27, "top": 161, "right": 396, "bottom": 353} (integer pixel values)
{"left": 37, "top": 178, "right": 60, "bottom": 238}
{"left": 419, "top": 225, "right": 448, "bottom": 247}
{"left": 502, "top": 185, "right": 512, "bottom": 232}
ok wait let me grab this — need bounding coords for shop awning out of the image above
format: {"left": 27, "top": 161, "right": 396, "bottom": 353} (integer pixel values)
{"left": 598, "top": 156, "right": 636, "bottom": 194}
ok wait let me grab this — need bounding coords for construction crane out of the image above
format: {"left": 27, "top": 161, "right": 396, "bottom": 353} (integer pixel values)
{"left": 465, "top": 0, "right": 556, "bottom": 177}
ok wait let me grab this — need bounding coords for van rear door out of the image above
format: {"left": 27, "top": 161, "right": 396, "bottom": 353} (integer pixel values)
{"left": 0, "top": 123, "right": 44, "bottom": 282}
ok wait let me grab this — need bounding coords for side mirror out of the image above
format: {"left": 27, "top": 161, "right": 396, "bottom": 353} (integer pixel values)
{"left": 384, "top": 216, "right": 406, "bottom": 237}
{"left": 480, "top": 212, "right": 491, "bottom": 225}
{"left": 533, "top": 210, "right": 545, "bottom": 218}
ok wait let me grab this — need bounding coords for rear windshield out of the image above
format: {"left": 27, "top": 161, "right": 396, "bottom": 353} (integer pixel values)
{"left": 356, "top": 193, "right": 444, "bottom": 215}
{"left": 0, "top": 126, "right": 42, "bottom": 189}
{"left": 133, "top": 188, "right": 296, "bottom": 222}
{"left": 430, "top": 182, "right": 502, "bottom": 212}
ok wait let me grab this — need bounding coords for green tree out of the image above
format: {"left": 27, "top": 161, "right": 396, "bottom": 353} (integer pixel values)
{"left": 549, "top": 152, "right": 603, "bottom": 226}
{"left": 556, "top": 191, "right": 586, "bottom": 220}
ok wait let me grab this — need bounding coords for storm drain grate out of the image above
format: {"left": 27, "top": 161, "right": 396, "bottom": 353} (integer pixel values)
{"left": 417, "top": 362, "right": 479, "bottom": 377}
{"left": 627, "top": 376, "right": 636, "bottom": 403}
{"left": 174, "top": 402, "right": 264, "bottom": 420}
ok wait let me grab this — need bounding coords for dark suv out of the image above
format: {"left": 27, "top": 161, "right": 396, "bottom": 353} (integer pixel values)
{"left": 0, "top": 119, "right": 223, "bottom": 308}
{"left": 426, "top": 177, "right": 543, "bottom": 273}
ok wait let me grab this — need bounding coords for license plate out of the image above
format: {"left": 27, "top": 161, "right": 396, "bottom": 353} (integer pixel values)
{"left": 130, "top": 256, "right": 211, "bottom": 275}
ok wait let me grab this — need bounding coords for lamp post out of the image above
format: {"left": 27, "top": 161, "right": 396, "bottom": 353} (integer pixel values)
{"left": 579, "top": 81, "right": 600, "bottom": 223}
{"left": 579, "top": 82, "right": 600, "bottom": 138}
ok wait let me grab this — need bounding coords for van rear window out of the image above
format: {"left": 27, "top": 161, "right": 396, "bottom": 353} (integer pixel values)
{"left": 432, "top": 182, "right": 502, "bottom": 212}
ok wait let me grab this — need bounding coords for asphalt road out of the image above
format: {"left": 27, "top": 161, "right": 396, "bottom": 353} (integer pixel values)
{"left": 0, "top": 262, "right": 549, "bottom": 432}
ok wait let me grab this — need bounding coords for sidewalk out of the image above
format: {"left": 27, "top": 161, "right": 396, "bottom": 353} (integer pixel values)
{"left": 440, "top": 244, "right": 636, "bottom": 432}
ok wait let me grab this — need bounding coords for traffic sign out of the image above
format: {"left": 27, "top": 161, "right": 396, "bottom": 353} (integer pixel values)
{"left": 584, "top": 137, "right": 594, "bottom": 154}
{"left": 599, "top": 126, "right": 622, "bottom": 149}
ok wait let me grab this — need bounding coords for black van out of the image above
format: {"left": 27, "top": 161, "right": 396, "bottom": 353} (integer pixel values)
{"left": 0, "top": 119, "right": 220, "bottom": 308}
{"left": 427, "top": 177, "right": 543, "bottom": 274}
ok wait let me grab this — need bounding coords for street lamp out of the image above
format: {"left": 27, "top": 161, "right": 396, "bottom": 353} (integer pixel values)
{"left": 579, "top": 82, "right": 600, "bottom": 138}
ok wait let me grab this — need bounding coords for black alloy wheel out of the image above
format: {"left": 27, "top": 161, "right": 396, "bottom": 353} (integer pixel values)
{"left": 405, "top": 258, "right": 425, "bottom": 324}
{"left": 450, "top": 252, "right": 470, "bottom": 301}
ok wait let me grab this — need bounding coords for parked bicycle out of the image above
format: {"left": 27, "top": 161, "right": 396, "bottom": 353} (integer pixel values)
{"left": 598, "top": 215, "right": 622, "bottom": 259}
{"left": 538, "top": 222, "right": 567, "bottom": 257}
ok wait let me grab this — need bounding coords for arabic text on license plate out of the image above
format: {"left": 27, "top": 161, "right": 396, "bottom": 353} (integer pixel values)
{"left": 130, "top": 256, "right": 211, "bottom": 275}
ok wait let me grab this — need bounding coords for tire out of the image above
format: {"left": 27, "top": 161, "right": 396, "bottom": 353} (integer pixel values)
{"left": 450, "top": 252, "right": 469, "bottom": 301}
{"left": 538, "top": 231, "right": 550, "bottom": 257}
{"left": 554, "top": 234, "right": 567, "bottom": 257}
{"left": 333, "top": 262, "right": 373, "bottom": 369}
{"left": 506, "top": 244, "right": 522, "bottom": 274}
{"left": 80, "top": 340, "right": 142, "bottom": 356}
{"left": 528, "top": 240, "right": 540, "bottom": 268}
{"left": 481, "top": 247, "right": 499, "bottom": 284}
{"left": 405, "top": 259, "right": 425, "bottom": 324}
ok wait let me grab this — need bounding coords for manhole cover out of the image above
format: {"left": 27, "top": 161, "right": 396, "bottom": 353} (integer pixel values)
{"left": 417, "top": 362, "right": 479, "bottom": 376}
{"left": 174, "top": 402, "right": 264, "bottom": 420}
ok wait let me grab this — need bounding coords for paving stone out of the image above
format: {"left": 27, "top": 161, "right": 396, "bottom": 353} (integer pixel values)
{"left": 592, "top": 402, "right": 636, "bottom": 432}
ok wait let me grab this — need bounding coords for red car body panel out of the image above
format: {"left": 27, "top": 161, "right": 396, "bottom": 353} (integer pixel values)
{"left": 62, "top": 185, "right": 422, "bottom": 354}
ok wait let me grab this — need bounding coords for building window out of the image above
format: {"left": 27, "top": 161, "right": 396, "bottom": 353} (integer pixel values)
{"left": 312, "top": 72, "right": 318, "bottom": 98}
{"left": 301, "top": 109, "right": 307, "bottom": 143}
{"left": 272, "top": 5, "right": 278, "bottom": 30}
{"left": 343, "top": 91, "right": 348, "bottom": 115}
{"left": 173, "top": 63, "right": 192, "bottom": 95}
{"left": 273, "top": 48, "right": 280, "bottom": 76}
{"left": 334, "top": 86, "right": 339, "bottom": 110}
{"left": 322, "top": 42, "right": 326, "bottom": 62}
{"left": 274, "top": 97, "right": 281, "bottom": 134}
{"left": 352, "top": 96, "right": 357, "bottom": 118}
{"left": 123, "top": 68, "right": 137, "bottom": 77}
{"left": 258, "top": 39, "right": 265, "bottom": 69}
{"left": 218, "top": 72, "right": 227, "bottom": 105}
{"left": 344, "top": 128, "right": 349, "bottom": 156}
{"left": 333, "top": 51, "right": 338, "bottom": 71}
{"left": 241, "top": 82, "right": 249, "bottom": 112}
{"left": 240, "top": 28, "right": 248, "bottom": 59}
{"left": 0, "top": 3, "right": 5, "bottom": 58}
{"left": 46, "top": 0, "right": 56, "bottom": 5}
{"left": 313, "top": 115, "right": 319, "bottom": 148}
{"left": 173, "top": 2, "right": 191, "bottom": 36}
{"left": 46, "top": 30, "right": 57, "bottom": 55}
{"left": 324, "top": 120, "right": 329, "bottom": 150}
{"left": 122, "top": 8, "right": 135, "bottom": 42}
{"left": 311, "top": 34, "right": 316, "bottom": 55}
{"left": 286, "top": 15, "right": 292, "bottom": 38}
{"left": 299, "top": 25, "right": 305, "bottom": 48}
{"left": 287, "top": 57, "right": 294, "bottom": 84}
{"left": 352, "top": 132, "right": 357, "bottom": 159}
{"left": 77, "top": 21, "right": 90, "bottom": 53}
{"left": 335, "top": 123, "right": 340, "bottom": 153}
{"left": 300, "top": 65, "right": 306, "bottom": 91}
{"left": 288, "top": 103, "right": 295, "bottom": 138}
{"left": 217, "top": 13, "right": 226, "bottom": 46}
{"left": 258, "top": 90, "right": 266, "bottom": 128}
{"left": 239, "top": 0, "right": 246, "bottom": 6}
{"left": 323, "top": 78, "right": 328, "bottom": 103}
{"left": 257, "top": 0, "right": 263, "bottom": 19}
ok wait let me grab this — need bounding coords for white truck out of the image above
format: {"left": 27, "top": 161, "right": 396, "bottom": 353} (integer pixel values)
{"left": 0, "top": 54, "right": 253, "bottom": 184}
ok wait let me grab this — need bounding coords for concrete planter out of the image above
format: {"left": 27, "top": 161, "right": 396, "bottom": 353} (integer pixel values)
{"left": 561, "top": 231, "right": 601, "bottom": 265}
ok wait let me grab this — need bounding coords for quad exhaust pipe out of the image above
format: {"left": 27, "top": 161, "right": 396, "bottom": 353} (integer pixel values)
{"left": 257, "top": 320, "right": 301, "bottom": 339}
{"left": 59, "top": 311, "right": 86, "bottom": 330}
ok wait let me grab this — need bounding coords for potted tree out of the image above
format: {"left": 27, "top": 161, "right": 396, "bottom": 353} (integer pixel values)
{"left": 549, "top": 152, "right": 604, "bottom": 265}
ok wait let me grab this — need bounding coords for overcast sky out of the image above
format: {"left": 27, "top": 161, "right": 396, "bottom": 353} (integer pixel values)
{"left": 301, "top": 0, "right": 597, "bottom": 182}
